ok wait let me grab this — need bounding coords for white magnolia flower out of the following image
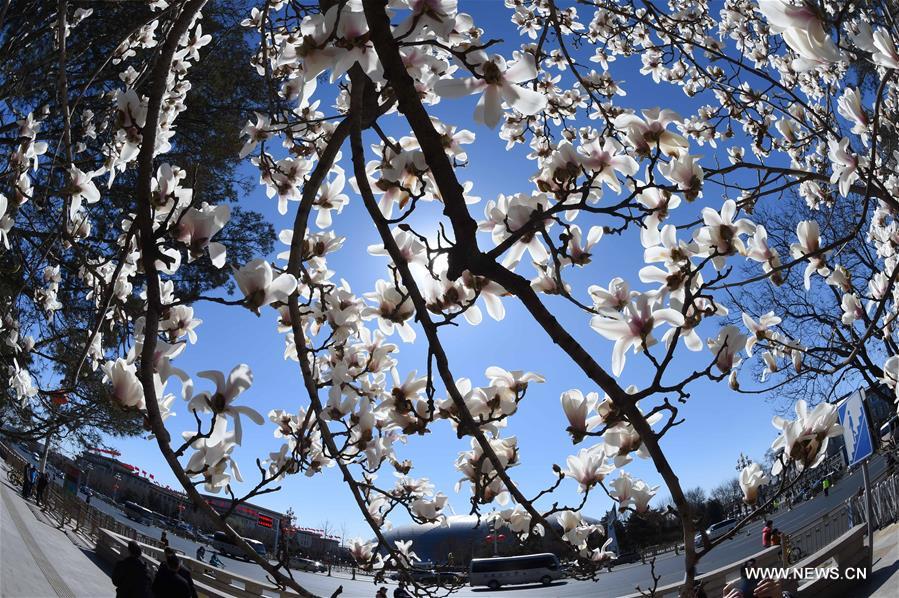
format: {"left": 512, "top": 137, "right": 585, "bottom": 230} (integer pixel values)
{"left": 708, "top": 325, "right": 748, "bottom": 374}
{"left": 348, "top": 538, "right": 376, "bottom": 566}
{"left": 175, "top": 203, "right": 230, "bottom": 268}
{"left": 739, "top": 461, "right": 770, "bottom": 505}
{"left": 871, "top": 27, "right": 899, "bottom": 70}
{"left": 742, "top": 312, "right": 781, "bottom": 356}
{"left": 363, "top": 279, "right": 416, "bottom": 342}
{"left": 609, "top": 471, "right": 659, "bottom": 513}
{"left": 392, "top": 539, "right": 420, "bottom": 568}
{"left": 770, "top": 399, "right": 843, "bottom": 475}
{"left": 789, "top": 220, "right": 829, "bottom": 290}
{"left": 758, "top": 0, "right": 842, "bottom": 71}
{"left": 591, "top": 293, "right": 685, "bottom": 376}
{"left": 188, "top": 364, "right": 264, "bottom": 446}
{"left": 410, "top": 493, "right": 448, "bottom": 524}
{"left": 160, "top": 305, "right": 202, "bottom": 344}
{"left": 184, "top": 432, "right": 242, "bottom": 492}
{"left": 434, "top": 52, "right": 547, "bottom": 128}
{"left": 233, "top": 259, "right": 298, "bottom": 314}
{"left": 68, "top": 165, "right": 101, "bottom": 212}
{"left": 603, "top": 412, "right": 662, "bottom": 467}
{"left": 239, "top": 112, "right": 271, "bottom": 158}
{"left": 745, "top": 226, "right": 784, "bottom": 284}
{"left": 590, "top": 537, "right": 616, "bottom": 563}
{"left": 659, "top": 153, "right": 704, "bottom": 200}
{"left": 841, "top": 294, "right": 865, "bottom": 325}
{"left": 102, "top": 358, "right": 145, "bottom": 409}
{"left": 693, "top": 199, "right": 755, "bottom": 270}
{"left": 579, "top": 137, "right": 639, "bottom": 194}
{"left": 313, "top": 171, "right": 349, "bottom": 229}
{"left": 837, "top": 88, "right": 869, "bottom": 138}
{"left": 558, "top": 510, "right": 599, "bottom": 549}
{"left": 614, "top": 108, "right": 688, "bottom": 157}
{"left": 828, "top": 137, "right": 861, "bottom": 198}
{"left": 562, "top": 444, "right": 615, "bottom": 493}
{"left": 560, "top": 389, "right": 601, "bottom": 443}
{"left": 588, "top": 277, "right": 632, "bottom": 315}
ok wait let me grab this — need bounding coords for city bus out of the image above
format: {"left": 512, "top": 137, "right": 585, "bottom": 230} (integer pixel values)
{"left": 124, "top": 501, "right": 157, "bottom": 525}
{"left": 469, "top": 553, "right": 564, "bottom": 590}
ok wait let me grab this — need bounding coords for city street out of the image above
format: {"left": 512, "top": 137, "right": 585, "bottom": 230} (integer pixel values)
{"left": 37, "top": 450, "right": 884, "bottom": 597}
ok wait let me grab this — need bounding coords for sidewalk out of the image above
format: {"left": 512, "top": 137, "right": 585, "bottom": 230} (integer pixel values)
{"left": 862, "top": 521, "right": 899, "bottom": 597}
{"left": 0, "top": 470, "right": 115, "bottom": 598}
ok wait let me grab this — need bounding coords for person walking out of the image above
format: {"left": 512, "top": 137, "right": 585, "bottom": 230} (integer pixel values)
{"left": 35, "top": 471, "right": 49, "bottom": 506}
{"left": 195, "top": 545, "right": 206, "bottom": 562}
{"left": 822, "top": 477, "right": 831, "bottom": 497}
{"left": 21, "top": 462, "right": 34, "bottom": 499}
{"left": 112, "top": 541, "right": 152, "bottom": 598}
{"left": 152, "top": 552, "right": 198, "bottom": 598}
{"left": 160, "top": 530, "right": 169, "bottom": 549}
{"left": 761, "top": 520, "right": 774, "bottom": 547}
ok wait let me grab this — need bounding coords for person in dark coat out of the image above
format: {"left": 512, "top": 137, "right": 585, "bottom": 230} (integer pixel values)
{"left": 35, "top": 472, "right": 49, "bottom": 506}
{"left": 112, "top": 541, "right": 152, "bottom": 598}
{"left": 21, "top": 463, "right": 33, "bottom": 498}
{"left": 152, "top": 552, "right": 198, "bottom": 598}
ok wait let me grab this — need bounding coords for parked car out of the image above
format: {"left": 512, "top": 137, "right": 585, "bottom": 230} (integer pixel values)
{"left": 289, "top": 557, "right": 327, "bottom": 572}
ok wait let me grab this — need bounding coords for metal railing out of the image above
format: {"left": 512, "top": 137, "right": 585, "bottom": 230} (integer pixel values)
{"left": 784, "top": 502, "right": 851, "bottom": 562}
{"left": 0, "top": 440, "right": 163, "bottom": 549}
{"left": 847, "top": 472, "right": 899, "bottom": 530}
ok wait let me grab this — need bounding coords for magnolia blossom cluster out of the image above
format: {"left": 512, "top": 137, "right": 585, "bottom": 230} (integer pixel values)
{"left": 7, "top": 0, "right": 899, "bottom": 583}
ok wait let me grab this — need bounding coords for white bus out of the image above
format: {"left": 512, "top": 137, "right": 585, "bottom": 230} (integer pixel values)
{"left": 124, "top": 501, "right": 157, "bottom": 525}
{"left": 469, "top": 553, "right": 564, "bottom": 590}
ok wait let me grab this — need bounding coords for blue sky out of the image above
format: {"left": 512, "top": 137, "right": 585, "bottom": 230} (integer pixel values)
{"left": 96, "top": 3, "right": 790, "bottom": 540}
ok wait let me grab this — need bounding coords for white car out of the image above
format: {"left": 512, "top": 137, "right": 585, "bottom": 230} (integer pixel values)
{"left": 696, "top": 518, "right": 738, "bottom": 545}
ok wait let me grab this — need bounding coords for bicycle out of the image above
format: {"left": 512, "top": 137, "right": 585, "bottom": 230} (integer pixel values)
{"left": 7, "top": 467, "right": 22, "bottom": 487}
{"left": 781, "top": 535, "right": 804, "bottom": 565}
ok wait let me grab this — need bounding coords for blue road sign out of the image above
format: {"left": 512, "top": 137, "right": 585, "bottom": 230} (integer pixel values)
{"left": 837, "top": 389, "right": 874, "bottom": 468}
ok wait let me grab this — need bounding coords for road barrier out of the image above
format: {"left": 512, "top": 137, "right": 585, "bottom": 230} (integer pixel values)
{"left": 848, "top": 472, "right": 899, "bottom": 530}
{"left": 96, "top": 528, "right": 302, "bottom": 598}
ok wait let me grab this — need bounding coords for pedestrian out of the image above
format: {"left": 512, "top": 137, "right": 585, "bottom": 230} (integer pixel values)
{"left": 85, "top": 488, "right": 92, "bottom": 506}
{"left": 112, "top": 540, "right": 152, "bottom": 598}
{"left": 196, "top": 545, "right": 206, "bottom": 562}
{"left": 770, "top": 529, "right": 782, "bottom": 546}
{"left": 160, "top": 530, "right": 169, "bottom": 549}
{"left": 761, "top": 520, "right": 773, "bottom": 547}
{"left": 209, "top": 553, "right": 224, "bottom": 568}
{"left": 152, "top": 552, "right": 198, "bottom": 598}
{"left": 394, "top": 581, "right": 412, "bottom": 598}
{"left": 35, "top": 472, "right": 49, "bottom": 506}
{"left": 21, "top": 462, "right": 33, "bottom": 499}
{"left": 375, "top": 587, "right": 388, "bottom": 598}
{"left": 822, "top": 477, "right": 831, "bottom": 497}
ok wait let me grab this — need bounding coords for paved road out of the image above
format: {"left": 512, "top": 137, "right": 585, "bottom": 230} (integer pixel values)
{"left": 12, "top": 441, "right": 887, "bottom": 597}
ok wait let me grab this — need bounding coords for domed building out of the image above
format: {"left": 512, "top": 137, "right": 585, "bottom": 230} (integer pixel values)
{"left": 379, "top": 513, "right": 606, "bottom": 566}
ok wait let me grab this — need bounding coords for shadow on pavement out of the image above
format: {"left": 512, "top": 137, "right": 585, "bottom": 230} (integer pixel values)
{"left": 865, "top": 556, "right": 899, "bottom": 596}
{"left": 471, "top": 581, "right": 568, "bottom": 592}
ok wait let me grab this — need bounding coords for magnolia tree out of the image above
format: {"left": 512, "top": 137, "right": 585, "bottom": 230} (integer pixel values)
{"left": 2, "top": 0, "right": 898, "bottom": 595}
